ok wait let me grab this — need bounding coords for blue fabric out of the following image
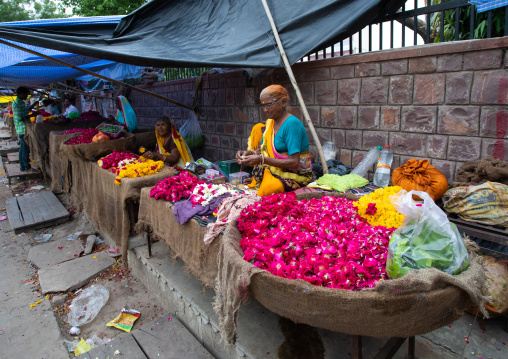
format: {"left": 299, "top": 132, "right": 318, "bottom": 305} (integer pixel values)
{"left": 273, "top": 115, "right": 309, "bottom": 155}
{"left": 116, "top": 96, "right": 138, "bottom": 131}
{"left": 470, "top": 0, "right": 508, "bottom": 13}
{"left": 18, "top": 134, "right": 30, "bottom": 170}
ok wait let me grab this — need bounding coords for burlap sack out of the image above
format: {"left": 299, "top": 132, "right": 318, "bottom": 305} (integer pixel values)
{"left": 133, "top": 130, "right": 157, "bottom": 150}
{"left": 214, "top": 192, "right": 487, "bottom": 343}
{"left": 25, "top": 120, "right": 104, "bottom": 172}
{"left": 452, "top": 158, "right": 508, "bottom": 187}
{"left": 443, "top": 182, "right": 508, "bottom": 227}
{"left": 69, "top": 159, "right": 178, "bottom": 263}
{"left": 62, "top": 132, "right": 136, "bottom": 161}
{"left": 49, "top": 131, "right": 79, "bottom": 193}
{"left": 135, "top": 187, "right": 221, "bottom": 288}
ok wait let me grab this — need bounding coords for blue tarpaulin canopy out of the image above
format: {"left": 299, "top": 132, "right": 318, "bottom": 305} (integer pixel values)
{"left": 0, "top": 16, "right": 143, "bottom": 87}
{"left": 470, "top": 0, "right": 508, "bottom": 13}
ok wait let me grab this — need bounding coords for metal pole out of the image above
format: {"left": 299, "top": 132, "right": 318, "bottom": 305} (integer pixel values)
{"left": 260, "top": 0, "right": 329, "bottom": 174}
{"left": 0, "top": 39, "right": 193, "bottom": 111}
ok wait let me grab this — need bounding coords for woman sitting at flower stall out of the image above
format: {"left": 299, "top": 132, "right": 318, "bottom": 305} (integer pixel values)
{"left": 141, "top": 115, "right": 193, "bottom": 168}
{"left": 236, "top": 85, "right": 314, "bottom": 196}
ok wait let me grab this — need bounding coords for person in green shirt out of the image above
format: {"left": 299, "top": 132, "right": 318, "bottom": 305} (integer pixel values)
{"left": 12, "top": 87, "right": 39, "bottom": 171}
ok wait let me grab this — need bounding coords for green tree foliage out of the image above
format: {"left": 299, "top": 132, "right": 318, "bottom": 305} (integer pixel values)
{"left": 432, "top": 1, "right": 505, "bottom": 42}
{"left": 0, "top": 0, "right": 66, "bottom": 23}
{"left": 61, "top": 0, "right": 148, "bottom": 16}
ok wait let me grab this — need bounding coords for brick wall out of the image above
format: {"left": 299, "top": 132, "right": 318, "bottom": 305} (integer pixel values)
{"left": 130, "top": 37, "right": 508, "bottom": 183}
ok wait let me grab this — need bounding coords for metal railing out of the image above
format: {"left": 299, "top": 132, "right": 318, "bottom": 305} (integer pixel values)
{"left": 163, "top": 67, "right": 211, "bottom": 81}
{"left": 301, "top": 0, "right": 508, "bottom": 61}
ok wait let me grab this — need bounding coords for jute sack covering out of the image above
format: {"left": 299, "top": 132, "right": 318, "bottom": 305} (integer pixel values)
{"left": 443, "top": 182, "right": 508, "bottom": 227}
{"left": 62, "top": 132, "right": 136, "bottom": 161}
{"left": 135, "top": 187, "right": 221, "bottom": 288}
{"left": 214, "top": 192, "right": 487, "bottom": 343}
{"left": 49, "top": 131, "right": 78, "bottom": 193}
{"left": 452, "top": 158, "right": 508, "bottom": 187}
{"left": 69, "top": 158, "right": 178, "bottom": 263}
{"left": 25, "top": 120, "right": 104, "bottom": 171}
{"left": 392, "top": 159, "right": 449, "bottom": 201}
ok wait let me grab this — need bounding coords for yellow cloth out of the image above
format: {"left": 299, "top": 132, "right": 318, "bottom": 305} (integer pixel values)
{"left": 155, "top": 117, "right": 193, "bottom": 167}
{"left": 247, "top": 123, "right": 265, "bottom": 151}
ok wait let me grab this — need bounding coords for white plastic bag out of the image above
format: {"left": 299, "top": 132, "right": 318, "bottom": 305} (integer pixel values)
{"left": 67, "top": 285, "right": 109, "bottom": 330}
{"left": 386, "top": 190, "right": 470, "bottom": 279}
{"left": 179, "top": 112, "right": 204, "bottom": 150}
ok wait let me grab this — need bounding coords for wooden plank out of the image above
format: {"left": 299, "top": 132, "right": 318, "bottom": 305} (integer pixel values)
{"left": 26, "top": 192, "right": 53, "bottom": 222}
{"left": 373, "top": 337, "right": 406, "bottom": 359}
{"left": 5, "top": 197, "right": 25, "bottom": 232}
{"left": 351, "top": 335, "right": 363, "bottom": 359}
{"left": 15, "top": 195, "right": 35, "bottom": 226}
{"left": 22, "top": 193, "right": 44, "bottom": 224}
{"left": 39, "top": 191, "right": 69, "bottom": 218}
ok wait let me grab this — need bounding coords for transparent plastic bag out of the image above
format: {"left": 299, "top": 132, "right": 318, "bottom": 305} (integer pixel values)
{"left": 179, "top": 112, "right": 204, "bottom": 150}
{"left": 67, "top": 285, "right": 109, "bottom": 328}
{"left": 386, "top": 190, "right": 470, "bottom": 279}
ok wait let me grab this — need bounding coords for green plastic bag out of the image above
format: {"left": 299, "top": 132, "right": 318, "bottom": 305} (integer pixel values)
{"left": 386, "top": 190, "right": 470, "bottom": 279}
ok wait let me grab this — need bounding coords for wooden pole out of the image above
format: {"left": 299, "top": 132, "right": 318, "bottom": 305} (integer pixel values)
{"left": 0, "top": 39, "right": 194, "bottom": 111}
{"left": 260, "top": 0, "right": 329, "bottom": 174}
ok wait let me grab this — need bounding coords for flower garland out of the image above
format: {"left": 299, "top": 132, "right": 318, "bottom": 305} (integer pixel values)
{"left": 97, "top": 150, "right": 139, "bottom": 173}
{"left": 190, "top": 183, "right": 241, "bottom": 206}
{"left": 114, "top": 159, "right": 164, "bottom": 185}
{"left": 150, "top": 171, "right": 204, "bottom": 202}
{"left": 354, "top": 186, "right": 405, "bottom": 229}
{"left": 239, "top": 192, "right": 394, "bottom": 290}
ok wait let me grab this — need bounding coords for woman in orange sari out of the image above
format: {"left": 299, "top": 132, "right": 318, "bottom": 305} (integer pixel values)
{"left": 141, "top": 115, "right": 193, "bottom": 167}
{"left": 236, "top": 85, "right": 314, "bottom": 196}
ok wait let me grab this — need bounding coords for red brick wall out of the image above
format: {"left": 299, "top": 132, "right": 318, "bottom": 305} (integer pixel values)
{"left": 129, "top": 37, "right": 508, "bottom": 183}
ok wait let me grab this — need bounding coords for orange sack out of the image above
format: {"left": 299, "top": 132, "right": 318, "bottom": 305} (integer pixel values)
{"left": 392, "top": 159, "right": 448, "bottom": 201}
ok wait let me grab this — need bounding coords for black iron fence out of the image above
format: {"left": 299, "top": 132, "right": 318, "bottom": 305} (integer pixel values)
{"left": 302, "top": 0, "right": 508, "bottom": 61}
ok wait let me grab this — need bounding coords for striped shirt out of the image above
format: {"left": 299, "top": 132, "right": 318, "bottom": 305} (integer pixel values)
{"left": 12, "top": 97, "right": 28, "bottom": 135}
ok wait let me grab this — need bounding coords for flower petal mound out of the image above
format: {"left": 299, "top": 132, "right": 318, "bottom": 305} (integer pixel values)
{"left": 238, "top": 192, "right": 395, "bottom": 290}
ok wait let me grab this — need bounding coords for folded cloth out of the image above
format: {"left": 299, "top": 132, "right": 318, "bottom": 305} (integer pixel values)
{"left": 203, "top": 194, "right": 261, "bottom": 245}
{"left": 173, "top": 193, "right": 231, "bottom": 225}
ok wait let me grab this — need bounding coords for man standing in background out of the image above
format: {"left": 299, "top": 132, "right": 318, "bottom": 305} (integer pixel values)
{"left": 12, "top": 87, "right": 38, "bottom": 171}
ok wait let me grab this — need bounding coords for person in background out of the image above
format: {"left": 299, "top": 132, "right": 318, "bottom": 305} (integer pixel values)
{"left": 60, "top": 97, "right": 80, "bottom": 118}
{"left": 12, "top": 87, "right": 39, "bottom": 171}
{"left": 112, "top": 95, "right": 138, "bottom": 131}
{"left": 236, "top": 84, "right": 314, "bottom": 196}
{"left": 40, "top": 99, "right": 59, "bottom": 116}
{"left": 140, "top": 115, "right": 192, "bottom": 167}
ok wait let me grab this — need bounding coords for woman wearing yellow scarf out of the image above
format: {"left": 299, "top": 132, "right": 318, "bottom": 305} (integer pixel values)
{"left": 141, "top": 115, "right": 193, "bottom": 168}
{"left": 236, "top": 85, "right": 314, "bottom": 196}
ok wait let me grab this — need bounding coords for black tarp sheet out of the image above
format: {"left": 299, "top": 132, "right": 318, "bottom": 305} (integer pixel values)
{"left": 0, "top": 0, "right": 405, "bottom": 68}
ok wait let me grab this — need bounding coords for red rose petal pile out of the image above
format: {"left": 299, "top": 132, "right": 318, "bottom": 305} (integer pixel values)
{"left": 238, "top": 192, "right": 395, "bottom": 291}
{"left": 150, "top": 171, "right": 204, "bottom": 202}
{"left": 61, "top": 128, "right": 85, "bottom": 135}
{"left": 65, "top": 128, "right": 99, "bottom": 145}
{"left": 71, "top": 110, "right": 105, "bottom": 122}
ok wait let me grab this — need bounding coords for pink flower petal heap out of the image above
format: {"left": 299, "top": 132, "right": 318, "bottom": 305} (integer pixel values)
{"left": 150, "top": 171, "right": 204, "bottom": 202}
{"left": 238, "top": 192, "right": 395, "bottom": 291}
{"left": 65, "top": 128, "right": 99, "bottom": 145}
{"left": 98, "top": 150, "right": 139, "bottom": 173}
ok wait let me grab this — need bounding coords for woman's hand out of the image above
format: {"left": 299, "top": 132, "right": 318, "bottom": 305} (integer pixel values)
{"left": 236, "top": 150, "right": 255, "bottom": 164}
{"left": 142, "top": 151, "right": 157, "bottom": 160}
{"left": 241, "top": 154, "right": 261, "bottom": 167}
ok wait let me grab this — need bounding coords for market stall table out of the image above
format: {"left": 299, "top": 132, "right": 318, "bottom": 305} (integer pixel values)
{"left": 215, "top": 192, "right": 487, "bottom": 359}
{"left": 68, "top": 157, "right": 178, "bottom": 262}
{"left": 135, "top": 187, "right": 221, "bottom": 288}
{"left": 25, "top": 120, "right": 104, "bottom": 177}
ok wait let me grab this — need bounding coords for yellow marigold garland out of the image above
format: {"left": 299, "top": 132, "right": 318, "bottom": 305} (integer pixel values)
{"left": 114, "top": 159, "right": 164, "bottom": 185}
{"left": 354, "top": 186, "right": 405, "bottom": 229}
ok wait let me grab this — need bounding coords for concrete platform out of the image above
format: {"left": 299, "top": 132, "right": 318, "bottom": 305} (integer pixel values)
{"left": 129, "top": 241, "right": 508, "bottom": 359}
{"left": 38, "top": 251, "right": 116, "bottom": 293}
{"left": 28, "top": 238, "right": 84, "bottom": 268}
